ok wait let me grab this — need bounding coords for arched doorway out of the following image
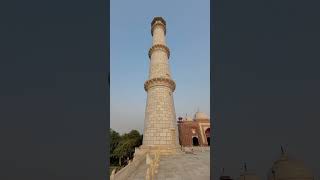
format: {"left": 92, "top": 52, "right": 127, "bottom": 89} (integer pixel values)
{"left": 205, "top": 128, "right": 210, "bottom": 146}
{"left": 192, "top": 137, "right": 199, "bottom": 146}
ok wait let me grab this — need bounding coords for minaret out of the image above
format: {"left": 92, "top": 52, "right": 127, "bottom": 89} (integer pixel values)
{"left": 142, "top": 17, "right": 179, "bottom": 153}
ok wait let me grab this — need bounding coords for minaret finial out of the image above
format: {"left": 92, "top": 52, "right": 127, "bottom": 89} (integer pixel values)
{"left": 281, "top": 145, "right": 285, "bottom": 154}
{"left": 244, "top": 162, "right": 247, "bottom": 172}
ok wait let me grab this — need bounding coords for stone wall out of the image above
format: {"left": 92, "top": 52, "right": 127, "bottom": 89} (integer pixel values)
{"left": 110, "top": 150, "right": 146, "bottom": 180}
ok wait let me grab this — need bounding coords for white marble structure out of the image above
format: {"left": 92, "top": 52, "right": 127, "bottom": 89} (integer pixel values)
{"left": 141, "top": 17, "right": 180, "bottom": 153}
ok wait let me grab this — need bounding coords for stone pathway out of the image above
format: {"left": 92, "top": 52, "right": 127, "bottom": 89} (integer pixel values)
{"left": 127, "top": 151, "right": 210, "bottom": 180}
{"left": 157, "top": 151, "right": 210, "bottom": 180}
{"left": 127, "top": 159, "right": 148, "bottom": 180}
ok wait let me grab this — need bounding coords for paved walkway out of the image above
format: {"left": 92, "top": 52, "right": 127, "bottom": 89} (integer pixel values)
{"left": 127, "top": 151, "right": 210, "bottom": 180}
{"left": 127, "top": 159, "right": 148, "bottom": 180}
{"left": 157, "top": 151, "right": 210, "bottom": 180}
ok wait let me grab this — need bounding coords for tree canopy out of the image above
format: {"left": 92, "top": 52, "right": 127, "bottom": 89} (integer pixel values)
{"left": 109, "top": 129, "right": 143, "bottom": 166}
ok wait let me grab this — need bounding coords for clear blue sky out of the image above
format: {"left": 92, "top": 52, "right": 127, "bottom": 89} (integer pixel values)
{"left": 110, "top": 0, "right": 210, "bottom": 134}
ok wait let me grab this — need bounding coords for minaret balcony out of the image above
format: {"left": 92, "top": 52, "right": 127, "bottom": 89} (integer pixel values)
{"left": 144, "top": 77, "right": 176, "bottom": 92}
{"left": 148, "top": 44, "right": 170, "bottom": 59}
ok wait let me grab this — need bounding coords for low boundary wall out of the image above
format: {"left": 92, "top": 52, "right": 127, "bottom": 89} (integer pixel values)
{"left": 110, "top": 148, "right": 147, "bottom": 180}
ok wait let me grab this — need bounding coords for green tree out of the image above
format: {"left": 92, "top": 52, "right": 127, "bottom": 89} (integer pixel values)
{"left": 110, "top": 128, "right": 120, "bottom": 154}
{"left": 111, "top": 129, "right": 143, "bottom": 166}
{"left": 110, "top": 128, "right": 121, "bottom": 166}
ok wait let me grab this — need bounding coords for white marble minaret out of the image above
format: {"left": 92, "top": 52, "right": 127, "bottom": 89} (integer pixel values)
{"left": 141, "top": 17, "right": 179, "bottom": 153}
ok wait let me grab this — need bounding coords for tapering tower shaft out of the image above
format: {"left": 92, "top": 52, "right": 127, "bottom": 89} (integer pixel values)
{"left": 142, "top": 17, "right": 179, "bottom": 152}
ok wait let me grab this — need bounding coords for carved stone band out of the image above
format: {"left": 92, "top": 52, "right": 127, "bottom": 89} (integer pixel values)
{"left": 151, "top": 21, "right": 166, "bottom": 36}
{"left": 148, "top": 44, "right": 170, "bottom": 59}
{"left": 144, "top": 77, "right": 176, "bottom": 92}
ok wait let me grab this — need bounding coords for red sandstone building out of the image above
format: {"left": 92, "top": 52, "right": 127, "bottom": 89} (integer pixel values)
{"left": 177, "top": 112, "right": 210, "bottom": 147}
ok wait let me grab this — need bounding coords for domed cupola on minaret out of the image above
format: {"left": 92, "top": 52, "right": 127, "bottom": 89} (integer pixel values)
{"left": 238, "top": 163, "right": 261, "bottom": 180}
{"left": 267, "top": 146, "right": 314, "bottom": 180}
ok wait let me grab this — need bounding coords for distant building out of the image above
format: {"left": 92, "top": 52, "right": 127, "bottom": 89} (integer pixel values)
{"left": 230, "top": 148, "right": 315, "bottom": 180}
{"left": 238, "top": 163, "right": 260, "bottom": 180}
{"left": 219, "top": 168, "right": 234, "bottom": 180}
{"left": 267, "top": 149, "right": 314, "bottom": 180}
{"left": 177, "top": 111, "right": 210, "bottom": 147}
